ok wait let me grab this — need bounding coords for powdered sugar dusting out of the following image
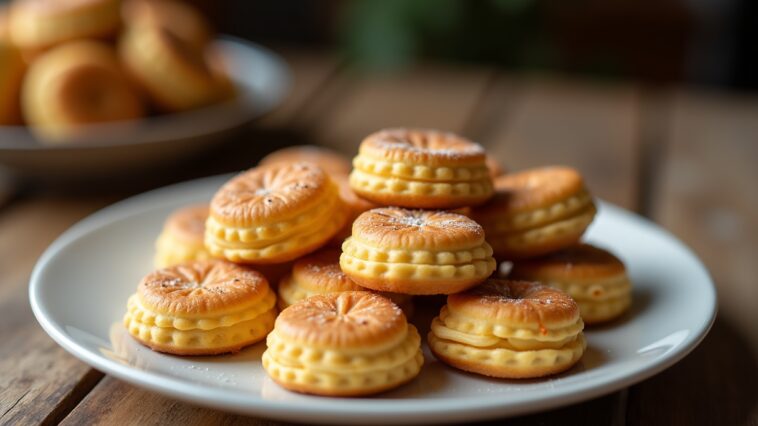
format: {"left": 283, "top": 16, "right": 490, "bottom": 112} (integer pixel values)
{"left": 367, "top": 128, "right": 485, "bottom": 160}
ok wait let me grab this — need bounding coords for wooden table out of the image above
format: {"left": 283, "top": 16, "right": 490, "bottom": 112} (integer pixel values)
{"left": 1, "top": 47, "right": 756, "bottom": 425}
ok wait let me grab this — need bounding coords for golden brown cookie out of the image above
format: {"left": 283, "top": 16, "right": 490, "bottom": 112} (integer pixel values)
{"left": 154, "top": 204, "right": 211, "bottom": 268}
{"left": 471, "top": 166, "right": 596, "bottom": 260}
{"left": 262, "top": 291, "right": 423, "bottom": 396}
{"left": 349, "top": 128, "right": 494, "bottom": 208}
{"left": 21, "top": 40, "right": 144, "bottom": 142}
{"left": 340, "top": 207, "right": 496, "bottom": 295}
{"left": 259, "top": 145, "right": 353, "bottom": 177}
{"left": 205, "top": 162, "right": 347, "bottom": 264}
{"left": 329, "top": 172, "right": 378, "bottom": 247}
{"left": 510, "top": 243, "right": 632, "bottom": 324}
{"left": 8, "top": 0, "right": 120, "bottom": 56}
{"left": 119, "top": 22, "right": 229, "bottom": 112}
{"left": 486, "top": 154, "right": 506, "bottom": 178}
{"left": 0, "top": 37, "right": 24, "bottom": 125}
{"left": 277, "top": 248, "right": 413, "bottom": 315}
{"left": 428, "top": 279, "right": 585, "bottom": 378}
{"left": 124, "top": 260, "right": 277, "bottom": 355}
{"left": 122, "top": 0, "right": 211, "bottom": 51}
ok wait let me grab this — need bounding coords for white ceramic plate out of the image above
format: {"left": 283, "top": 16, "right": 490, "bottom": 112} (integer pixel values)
{"left": 0, "top": 37, "right": 289, "bottom": 178}
{"left": 29, "top": 175, "right": 717, "bottom": 424}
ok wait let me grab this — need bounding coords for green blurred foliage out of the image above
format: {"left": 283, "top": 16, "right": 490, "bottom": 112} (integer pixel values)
{"left": 339, "top": 0, "right": 557, "bottom": 71}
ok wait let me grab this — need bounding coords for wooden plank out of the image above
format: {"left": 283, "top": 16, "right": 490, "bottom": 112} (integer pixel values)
{"left": 62, "top": 375, "right": 624, "bottom": 426}
{"left": 255, "top": 46, "right": 342, "bottom": 130}
{"left": 0, "top": 197, "right": 116, "bottom": 424}
{"left": 61, "top": 377, "right": 285, "bottom": 426}
{"left": 626, "top": 91, "right": 758, "bottom": 425}
{"left": 304, "top": 63, "right": 495, "bottom": 153}
{"left": 478, "top": 77, "right": 640, "bottom": 210}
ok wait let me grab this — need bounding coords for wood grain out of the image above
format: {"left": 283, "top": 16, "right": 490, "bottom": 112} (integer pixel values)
{"left": 61, "top": 377, "right": 286, "bottom": 426}
{"left": 256, "top": 47, "right": 342, "bottom": 130}
{"left": 304, "top": 64, "right": 495, "bottom": 153}
{"left": 0, "top": 198, "right": 115, "bottom": 424}
{"left": 626, "top": 90, "right": 758, "bottom": 426}
{"left": 477, "top": 77, "right": 640, "bottom": 210}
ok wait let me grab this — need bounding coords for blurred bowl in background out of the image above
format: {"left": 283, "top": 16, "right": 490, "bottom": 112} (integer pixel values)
{"left": 0, "top": 36, "right": 290, "bottom": 179}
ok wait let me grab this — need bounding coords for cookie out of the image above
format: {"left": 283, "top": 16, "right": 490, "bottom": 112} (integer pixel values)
{"left": 262, "top": 291, "right": 423, "bottom": 396}
{"left": 510, "top": 243, "right": 632, "bottom": 324}
{"left": 340, "top": 207, "right": 496, "bottom": 295}
{"left": 21, "top": 40, "right": 144, "bottom": 142}
{"left": 349, "top": 128, "right": 494, "bottom": 208}
{"left": 277, "top": 248, "right": 413, "bottom": 316}
{"left": 471, "top": 166, "right": 596, "bottom": 260}
{"left": 205, "top": 162, "right": 347, "bottom": 263}
{"left": 154, "top": 204, "right": 211, "bottom": 268}
{"left": 428, "top": 279, "right": 585, "bottom": 378}
{"left": 124, "top": 260, "right": 277, "bottom": 355}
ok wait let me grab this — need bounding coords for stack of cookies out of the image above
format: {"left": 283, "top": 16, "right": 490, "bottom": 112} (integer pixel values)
{"left": 124, "top": 127, "right": 633, "bottom": 397}
{"left": 0, "top": 0, "right": 233, "bottom": 143}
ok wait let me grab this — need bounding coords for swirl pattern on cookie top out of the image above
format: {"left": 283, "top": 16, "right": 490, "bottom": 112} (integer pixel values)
{"left": 360, "top": 128, "right": 486, "bottom": 167}
{"left": 274, "top": 292, "right": 406, "bottom": 350}
{"left": 351, "top": 208, "right": 485, "bottom": 251}
{"left": 210, "top": 162, "right": 332, "bottom": 227}
{"left": 428, "top": 278, "right": 585, "bottom": 378}
{"left": 448, "top": 279, "right": 579, "bottom": 327}
{"left": 138, "top": 260, "right": 271, "bottom": 316}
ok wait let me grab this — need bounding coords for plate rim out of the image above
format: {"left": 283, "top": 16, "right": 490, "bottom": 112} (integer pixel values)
{"left": 0, "top": 36, "right": 291, "bottom": 152}
{"left": 28, "top": 174, "right": 718, "bottom": 423}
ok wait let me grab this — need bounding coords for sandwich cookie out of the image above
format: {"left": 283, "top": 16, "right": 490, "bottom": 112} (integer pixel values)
{"left": 205, "top": 162, "right": 347, "bottom": 264}
{"left": 428, "top": 279, "right": 585, "bottom": 378}
{"left": 124, "top": 260, "right": 277, "bottom": 355}
{"left": 510, "top": 243, "right": 632, "bottom": 324}
{"left": 340, "top": 207, "right": 496, "bottom": 295}
{"left": 154, "top": 204, "right": 211, "bottom": 268}
{"left": 263, "top": 291, "right": 423, "bottom": 396}
{"left": 349, "top": 128, "right": 494, "bottom": 209}
{"left": 471, "top": 166, "right": 596, "bottom": 260}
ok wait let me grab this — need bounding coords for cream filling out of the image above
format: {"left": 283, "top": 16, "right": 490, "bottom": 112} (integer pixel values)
{"left": 342, "top": 236, "right": 492, "bottom": 265}
{"left": 130, "top": 288, "right": 276, "bottom": 329}
{"left": 265, "top": 324, "right": 420, "bottom": 373}
{"left": 353, "top": 154, "right": 489, "bottom": 182}
{"left": 431, "top": 317, "right": 577, "bottom": 351}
